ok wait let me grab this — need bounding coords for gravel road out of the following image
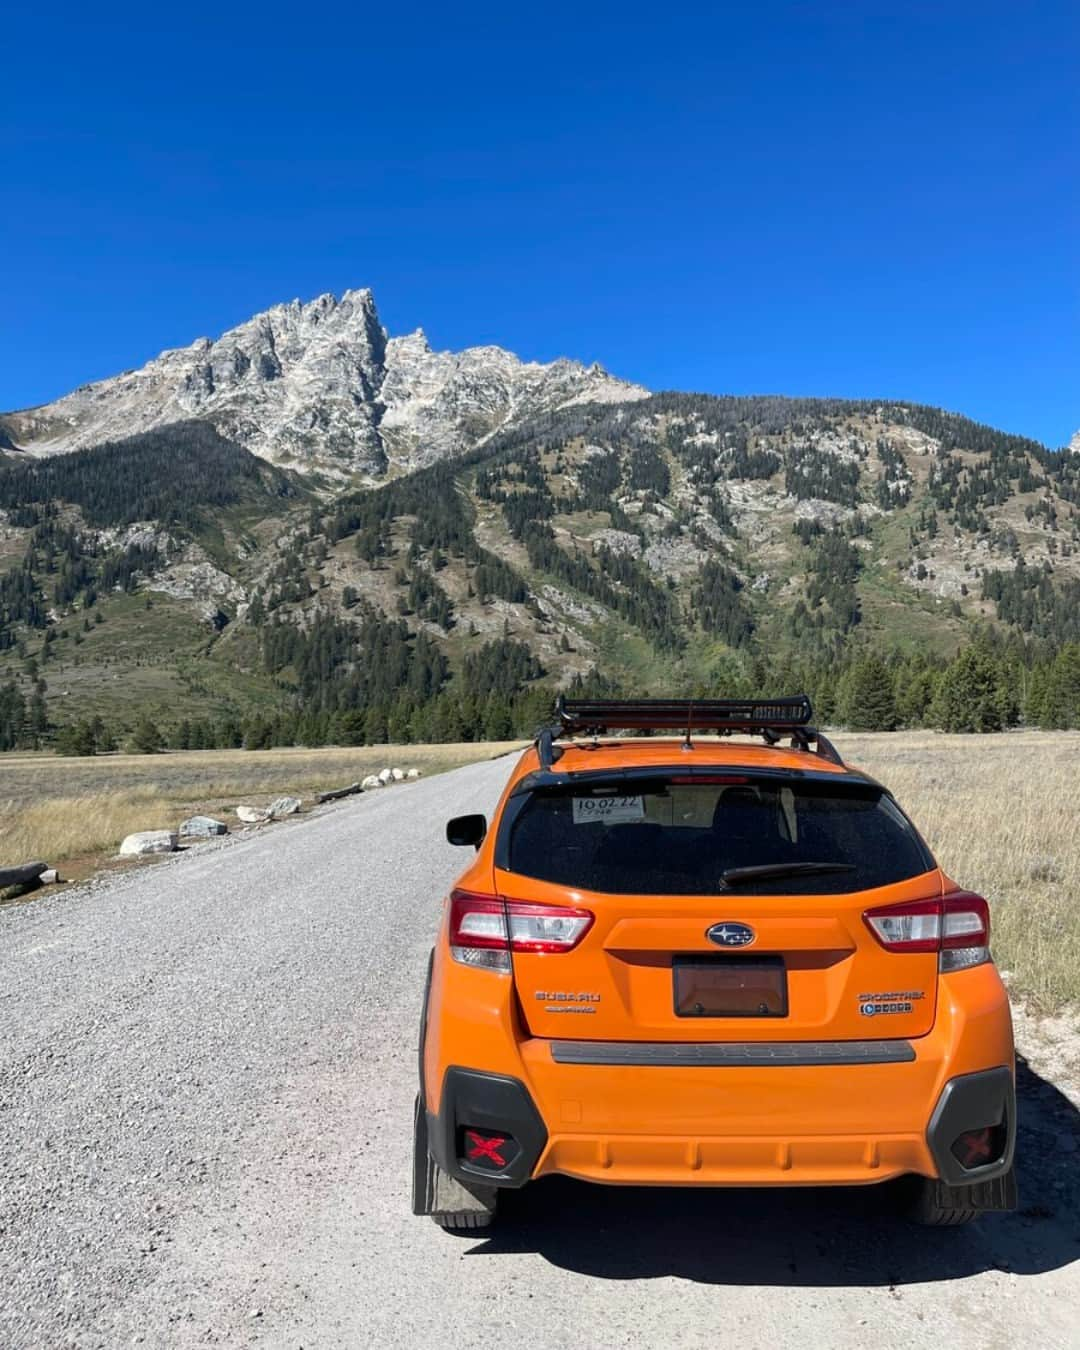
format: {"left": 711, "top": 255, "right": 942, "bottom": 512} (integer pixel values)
{"left": 2, "top": 756, "right": 1078, "bottom": 1349}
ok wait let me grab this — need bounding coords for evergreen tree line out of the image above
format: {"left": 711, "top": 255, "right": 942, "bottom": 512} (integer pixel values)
{"left": 41, "top": 629, "right": 1080, "bottom": 755}
{"left": 0, "top": 421, "right": 298, "bottom": 531}
{"left": 982, "top": 562, "right": 1080, "bottom": 643}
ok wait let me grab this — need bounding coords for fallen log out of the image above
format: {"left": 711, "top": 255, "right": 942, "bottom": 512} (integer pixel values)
{"left": 0, "top": 861, "right": 48, "bottom": 889}
{"left": 315, "top": 782, "right": 363, "bottom": 804}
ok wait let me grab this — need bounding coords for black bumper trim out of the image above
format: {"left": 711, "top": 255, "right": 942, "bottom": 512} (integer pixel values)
{"left": 427, "top": 1067, "right": 548, "bottom": 1189}
{"left": 550, "top": 1039, "right": 916, "bottom": 1067}
{"left": 926, "top": 1065, "right": 1016, "bottom": 1186}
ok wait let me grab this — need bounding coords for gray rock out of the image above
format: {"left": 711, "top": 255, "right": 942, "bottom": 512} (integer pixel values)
{"left": 179, "top": 815, "right": 228, "bottom": 839}
{"left": 268, "top": 796, "right": 301, "bottom": 819}
{"left": 235, "top": 805, "right": 271, "bottom": 824}
{"left": 6, "top": 290, "right": 647, "bottom": 479}
{"left": 119, "top": 830, "right": 178, "bottom": 857}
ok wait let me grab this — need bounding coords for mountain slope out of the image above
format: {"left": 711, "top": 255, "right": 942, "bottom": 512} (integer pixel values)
{"left": 3, "top": 388, "right": 1079, "bottom": 746}
{"left": 0, "top": 277, "right": 1077, "bottom": 746}
{"left": 0, "top": 290, "right": 647, "bottom": 477}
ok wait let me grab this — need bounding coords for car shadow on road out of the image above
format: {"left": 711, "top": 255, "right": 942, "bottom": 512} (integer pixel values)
{"left": 468, "top": 1057, "right": 1079, "bottom": 1286}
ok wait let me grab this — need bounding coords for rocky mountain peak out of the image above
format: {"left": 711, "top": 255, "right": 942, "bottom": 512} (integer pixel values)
{"left": 2, "top": 290, "right": 646, "bottom": 478}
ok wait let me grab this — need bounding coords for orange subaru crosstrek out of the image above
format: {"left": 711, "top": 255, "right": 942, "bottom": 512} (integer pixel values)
{"left": 413, "top": 697, "right": 1016, "bottom": 1230}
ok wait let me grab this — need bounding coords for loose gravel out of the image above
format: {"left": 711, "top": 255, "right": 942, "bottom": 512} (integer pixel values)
{"left": 1, "top": 757, "right": 1077, "bottom": 1349}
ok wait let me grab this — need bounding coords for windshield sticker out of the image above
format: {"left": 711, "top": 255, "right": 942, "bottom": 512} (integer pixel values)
{"left": 572, "top": 795, "right": 645, "bottom": 825}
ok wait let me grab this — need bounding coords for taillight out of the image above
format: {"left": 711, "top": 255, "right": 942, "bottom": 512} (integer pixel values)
{"left": 863, "top": 891, "right": 990, "bottom": 972}
{"left": 939, "top": 890, "right": 991, "bottom": 972}
{"left": 448, "top": 889, "right": 594, "bottom": 971}
{"left": 863, "top": 897, "right": 942, "bottom": 953}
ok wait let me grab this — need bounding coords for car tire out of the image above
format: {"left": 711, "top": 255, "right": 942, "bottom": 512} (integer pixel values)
{"left": 412, "top": 1094, "right": 498, "bottom": 1230}
{"left": 902, "top": 1176, "right": 979, "bottom": 1226}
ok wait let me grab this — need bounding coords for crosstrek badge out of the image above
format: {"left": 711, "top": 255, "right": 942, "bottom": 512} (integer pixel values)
{"left": 859, "top": 990, "right": 926, "bottom": 1017}
{"left": 571, "top": 795, "right": 644, "bottom": 825}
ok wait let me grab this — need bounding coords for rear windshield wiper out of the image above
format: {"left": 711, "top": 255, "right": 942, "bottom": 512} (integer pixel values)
{"left": 718, "top": 861, "right": 857, "bottom": 888}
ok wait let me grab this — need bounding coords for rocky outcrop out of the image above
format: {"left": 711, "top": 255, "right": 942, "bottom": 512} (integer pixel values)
{"left": 5, "top": 290, "right": 647, "bottom": 477}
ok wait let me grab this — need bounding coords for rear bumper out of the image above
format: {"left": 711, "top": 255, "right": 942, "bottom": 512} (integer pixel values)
{"left": 424, "top": 966, "right": 1015, "bottom": 1190}
{"left": 432, "top": 1062, "right": 1014, "bottom": 1189}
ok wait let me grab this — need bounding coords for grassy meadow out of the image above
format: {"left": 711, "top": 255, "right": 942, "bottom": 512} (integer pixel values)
{"left": 1, "top": 730, "right": 1077, "bottom": 1011}
{"left": 840, "top": 731, "right": 1080, "bottom": 1012}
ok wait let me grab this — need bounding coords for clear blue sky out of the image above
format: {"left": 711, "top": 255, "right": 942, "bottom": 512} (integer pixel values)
{"left": 2, "top": 1, "right": 1077, "bottom": 446}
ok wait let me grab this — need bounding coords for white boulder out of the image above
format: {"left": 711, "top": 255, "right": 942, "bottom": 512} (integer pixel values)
{"left": 268, "top": 796, "right": 301, "bottom": 819}
{"left": 377, "top": 767, "right": 394, "bottom": 784}
{"left": 119, "top": 830, "right": 178, "bottom": 857}
{"left": 390, "top": 767, "right": 405, "bottom": 781}
{"left": 406, "top": 768, "right": 422, "bottom": 779}
{"left": 361, "top": 774, "right": 383, "bottom": 789}
{"left": 236, "top": 805, "right": 271, "bottom": 824}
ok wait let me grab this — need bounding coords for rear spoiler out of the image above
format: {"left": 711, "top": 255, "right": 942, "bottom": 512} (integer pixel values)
{"left": 536, "top": 695, "right": 842, "bottom": 769}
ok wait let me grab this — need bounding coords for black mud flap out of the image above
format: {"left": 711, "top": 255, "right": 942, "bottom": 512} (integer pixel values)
{"left": 413, "top": 1091, "right": 498, "bottom": 1224}
{"left": 412, "top": 1093, "right": 435, "bottom": 1216}
{"left": 924, "top": 1167, "right": 1018, "bottom": 1214}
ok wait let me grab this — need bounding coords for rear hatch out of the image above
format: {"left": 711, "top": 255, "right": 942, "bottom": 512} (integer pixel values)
{"left": 496, "top": 769, "right": 942, "bottom": 1042}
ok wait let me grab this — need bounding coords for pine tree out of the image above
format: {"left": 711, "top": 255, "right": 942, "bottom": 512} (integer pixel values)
{"left": 130, "top": 716, "right": 164, "bottom": 754}
{"left": 839, "top": 654, "right": 898, "bottom": 731}
{"left": 1040, "top": 643, "right": 1080, "bottom": 728}
{"left": 930, "top": 647, "right": 1012, "bottom": 733}
{"left": 55, "top": 720, "right": 97, "bottom": 756}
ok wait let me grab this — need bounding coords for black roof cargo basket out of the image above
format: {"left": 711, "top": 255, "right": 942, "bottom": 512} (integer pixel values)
{"left": 557, "top": 695, "right": 813, "bottom": 735}
{"left": 536, "top": 695, "right": 842, "bottom": 768}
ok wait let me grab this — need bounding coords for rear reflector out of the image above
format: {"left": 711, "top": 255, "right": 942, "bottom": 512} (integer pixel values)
{"left": 863, "top": 891, "right": 990, "bottom": 971}
{"left": 459, "top": 1126, "right": 522, "bottom": 1172}
{"left": 449, "top": 889, "right": 594, "bottom": 969}
{"left": 951, "top": 1122, "right": 1007, "bottom": 1170}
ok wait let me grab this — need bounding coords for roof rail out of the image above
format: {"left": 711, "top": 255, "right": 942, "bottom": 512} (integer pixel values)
{"left": 534, "top": 695, "right": 843, "bottom": 767}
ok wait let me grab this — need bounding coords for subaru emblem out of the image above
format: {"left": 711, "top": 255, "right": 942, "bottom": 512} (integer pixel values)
{"left": 706, "top": 922, "right": 756, "bottom": 948}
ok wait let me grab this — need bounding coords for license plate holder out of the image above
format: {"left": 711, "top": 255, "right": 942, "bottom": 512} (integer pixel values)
{"left": 673, "top": 956, "right": 788, "bottom": 1018}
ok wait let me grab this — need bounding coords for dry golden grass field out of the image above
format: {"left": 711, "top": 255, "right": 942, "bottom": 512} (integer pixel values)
{"left": 0, "top": 742, "right": 517, "bottom": 882}
{"left": 841, "top": 731, "right": 1080, "bottom": 1013}
{"left": 1, "top": 731, "right": 1077, "bottom": 1011}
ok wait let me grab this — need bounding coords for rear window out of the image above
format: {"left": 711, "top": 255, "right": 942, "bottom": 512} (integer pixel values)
{"left": 503, "top": 777, "right": 935, "bottom": 895}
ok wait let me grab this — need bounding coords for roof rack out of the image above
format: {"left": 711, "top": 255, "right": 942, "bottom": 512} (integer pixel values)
{"left": 535, "top": 695, "right": 843, "bottom": 768}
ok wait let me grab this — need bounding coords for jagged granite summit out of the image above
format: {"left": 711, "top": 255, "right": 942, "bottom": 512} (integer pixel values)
{"left": 1, "top": 289, "right": 647, "bottom": 476}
